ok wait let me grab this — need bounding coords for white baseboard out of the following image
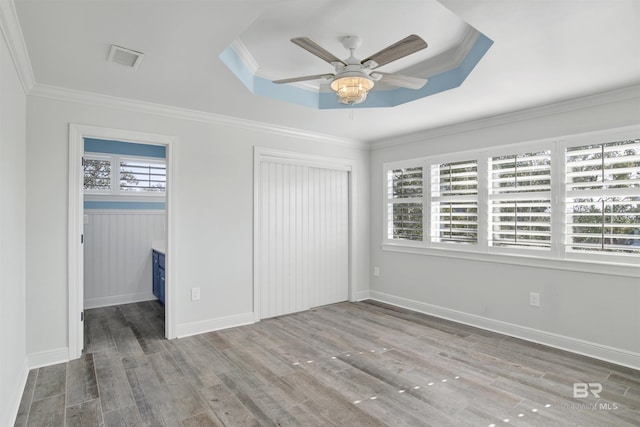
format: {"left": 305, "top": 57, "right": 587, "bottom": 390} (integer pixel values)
{"left": 175, "top": 312, "right": 255, "bottom": 338}
{"left": 27, "top": 347, "right": 69, "bottom": 370}
{"left": 85, "top": 292, "right": 156, "bottom": 309}
{"left": 369, "top": 291, "right": 640, "bottom": 370}
{"left": 3, "top": 361, "right": 28, "bottom": 427}
{"left": 352, "top": 290, "right": 370, "bottom": 301}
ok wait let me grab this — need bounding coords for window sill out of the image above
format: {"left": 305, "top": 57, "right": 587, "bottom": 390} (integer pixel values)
{"left": 84, "top": 194, "right": 166, "bottom": 203}
{"left": 381, "top": 243, "right": 640, "bottom": 278}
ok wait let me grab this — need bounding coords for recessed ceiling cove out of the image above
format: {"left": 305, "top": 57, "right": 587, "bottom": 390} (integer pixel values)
{"left": 219, "top": 0, "right": 493, "bottom": 109}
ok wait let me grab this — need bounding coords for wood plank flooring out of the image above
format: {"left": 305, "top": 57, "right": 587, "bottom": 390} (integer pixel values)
{"left": 14, "top": 300, "right": 640, "bottom": 426}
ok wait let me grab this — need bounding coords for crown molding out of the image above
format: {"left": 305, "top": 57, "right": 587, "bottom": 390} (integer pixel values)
{"left": 231, "top": 38, "right": 259, "bottom": 74}
{"left": 29, "top": 83, "right": 367, "bottom": 149}
{"left": 0, "top": 0, "right": 35, "bottom": 93}
{"left": 369, "top": 84, "right": 640, "bottom": 149}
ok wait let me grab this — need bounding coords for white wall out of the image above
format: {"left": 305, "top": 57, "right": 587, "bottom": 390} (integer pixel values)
{"left": 0, "top": 16, "right": 27, "bottom": 427}
{"left": 369, "top": 87, "right": 640, "bottom": 368}
{"left": 84, "top": 210, "right": 166, "bottom": 308}
{"left": 25, "top": 94, "right": 370, "bottom": 357}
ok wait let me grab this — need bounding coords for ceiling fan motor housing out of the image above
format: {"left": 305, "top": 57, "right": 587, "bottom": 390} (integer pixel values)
{"left": 273, "top": 34, "right": 429, "bottom": 105}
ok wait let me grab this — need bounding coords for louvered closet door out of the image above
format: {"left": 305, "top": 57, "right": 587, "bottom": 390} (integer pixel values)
{"left": 258, "top": 162, "right": 349, "bottom": 319}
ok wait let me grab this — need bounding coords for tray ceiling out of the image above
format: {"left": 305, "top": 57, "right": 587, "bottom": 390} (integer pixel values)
{"left": 14, "top": 0, "right": 640, "bottom": 142}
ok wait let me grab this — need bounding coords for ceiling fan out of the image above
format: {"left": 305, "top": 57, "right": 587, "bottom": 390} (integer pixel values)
{"left": 273, "top": 34, "right": 429, "bottom": 105}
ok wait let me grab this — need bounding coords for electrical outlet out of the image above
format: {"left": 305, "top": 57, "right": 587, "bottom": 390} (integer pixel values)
{"left": 373, "top": 266, "right": 380, "bottom": 277}
{"left": 529, "top": 292, "right": 540, "bottom": 307}
{"left": 191, "top": 287, "right": 200, "bottom": 301}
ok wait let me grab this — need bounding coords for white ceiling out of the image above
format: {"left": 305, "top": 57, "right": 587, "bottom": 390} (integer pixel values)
{"left": 238, "top": 0, "right": 472, "bottom": 86}
{"left": 14, "top": 0, "right": 640, "bottom": 143}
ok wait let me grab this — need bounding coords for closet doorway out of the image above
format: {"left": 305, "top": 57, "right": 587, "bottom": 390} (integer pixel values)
{"left": 253, "top": 148, "right": 354, "bottom": 320}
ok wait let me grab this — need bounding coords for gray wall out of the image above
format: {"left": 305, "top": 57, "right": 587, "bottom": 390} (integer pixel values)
{"left": 24, "top": 94, "right": 370, "bottom": 359}
{"left": 369, "top": 87, "right": 640, "bottom": 368}
{"left": 0, "top": 20, "right": 27, "bottom": 426}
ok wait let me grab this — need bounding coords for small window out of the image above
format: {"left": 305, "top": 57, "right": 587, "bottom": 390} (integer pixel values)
{"left": 387, "top": 166, "right": 423, "bottom": 241}
{"left": 120, "top": 159, "right": 166, "bottom": 193}
{"left": 84, "top": 156, "right": 112, "bottom": 192}
{"left": 565, "top": 139, "right": 640, "bottom": 254}
{"left": 430, "top": 160, "right": 478, "bottom": 244}
{"left": 489, "top": 150, "right": 552, "bottom": 249}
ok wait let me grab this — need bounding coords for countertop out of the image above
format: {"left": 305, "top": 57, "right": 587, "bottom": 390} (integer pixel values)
{"left": 152, "top": 240, "right": 166, "bottom": 254}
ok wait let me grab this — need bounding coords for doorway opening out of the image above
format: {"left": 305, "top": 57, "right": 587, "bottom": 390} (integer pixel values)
{"left": 68, "top": 124, "right": 175, "bottom": 359}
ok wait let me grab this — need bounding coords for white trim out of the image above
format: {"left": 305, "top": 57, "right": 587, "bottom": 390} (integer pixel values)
{"left": 0, "top": 0, "right": 35, "bottom": 92}
{"left": 68, "top": 124, "right": 84, "bottom": 360}
{"left": 175, "top": 312, "right": 254, "bottom": 338}
{"left": 68, "top": 124, "right": 177, "bottom": 361}
{"left": 253, "top": 147, "right": 357, "bottom": 321}
{"left": 370, "top": 84, "right": 640, "bottom": 149}
{"left": 30, "top": 84, "right": 366, "bottom": 149}
{"left": 353, "top": 290, "right": 371, "bottom": 301}
{"left": 84, "top": 196, "right": 166, "bottom": 203}
{"left": 82, "top": 209, "right": 166, "bottom": 214}
{"left": 3, "top": 362, "right": 28, "bottom": 427}
{"left": 84, "top": 292, "right": 156, "bottom": 309}
{"left": 369, "top": 291, "right": 640, "bottom": 370}
{"left": 230, "top": 38, "right": 259, "bottom": 74}
{"left": 254, "top": 150, "right": 354, "bottom": 171}
{"left": 27, "top": 347, "right": 69, "bottom": 370}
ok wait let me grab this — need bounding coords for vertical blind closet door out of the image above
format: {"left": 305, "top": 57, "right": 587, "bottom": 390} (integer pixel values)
{"left": 258, "top": 162, "right": 349, "bottom": 319}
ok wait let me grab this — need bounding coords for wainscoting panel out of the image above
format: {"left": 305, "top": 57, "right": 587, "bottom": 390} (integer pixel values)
{"left": 257, "top": 162, "right": 349, "bottom": 319}
{"left": 84, "top": 210, "right": 166, "bottom": 308}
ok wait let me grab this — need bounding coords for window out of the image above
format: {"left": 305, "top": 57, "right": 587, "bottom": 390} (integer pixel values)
{"left": 120, "top": 158, "right": 166, "bottom": 192}
{"left": 84, "top": 155, "right": 112, "bottom": 192}
{"left": 430, "top": 160, "right": 478, "bottom": 244}
{"left": 383, "top": 126, "right": 639, "bottom": 270}
{"left": 489, "top": 150, "right": 552, "bottom": 250}
{"left": 565, "top": 139, "right": 640, "bottom": 255}
{"left": 387, "top": 166, "right": 423, "bottom": 241}
{"left": 84, "top": 153, "right": 166, "bottom": 196}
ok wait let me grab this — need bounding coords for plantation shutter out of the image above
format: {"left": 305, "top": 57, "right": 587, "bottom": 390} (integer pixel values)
{"left": 565, "top": 139, "right": 640, "bottom": 254}
{"left": 387, "top": 166, "right": 423, "bottom": 241}
{"left": 430, "top": 160, "right": 478, "bottom": 244}
{"left": 489, "top": 150, "right": 552, "bottom": 249}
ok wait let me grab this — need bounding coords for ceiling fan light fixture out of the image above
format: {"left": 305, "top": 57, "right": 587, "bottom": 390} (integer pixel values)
{"left": 330, "top": 75, "right": 374, "bottom": 105}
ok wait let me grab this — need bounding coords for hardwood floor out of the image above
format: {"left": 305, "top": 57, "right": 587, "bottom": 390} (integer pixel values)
{"left": 14, "top": 300, "right": 640, "bottom": 426}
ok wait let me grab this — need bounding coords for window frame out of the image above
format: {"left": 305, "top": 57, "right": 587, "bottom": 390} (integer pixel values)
{"left": 83, "top": 152, "right": 166, "bottom": 201}
{"left": 560, "top": 130, "right": 640, "bottom": 265}
{"left": 381, "top": 125, "right": 640, "bottom": 277}
{"left": 428, "top": 154, "right": 481, "bottom": 251}
{"left": 384, "top": 160, "right": 425, "bottom": 247}
{"left": 118, "top": 155, "right": 167, "bottom": 194}
{"left": 485, "top": 143, "right": 554, "bottom": 257}
{"left": 83, "top": 153, "right": 114, "bottom": 195}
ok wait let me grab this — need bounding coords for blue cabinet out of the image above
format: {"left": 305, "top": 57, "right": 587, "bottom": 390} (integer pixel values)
{"left": 152, "top": 249, "right": 165, "bottom": 305}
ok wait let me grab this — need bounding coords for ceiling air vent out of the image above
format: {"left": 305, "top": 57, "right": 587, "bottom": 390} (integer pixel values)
{"left": 107, "top": 45, "right": 144, "bottom": 69}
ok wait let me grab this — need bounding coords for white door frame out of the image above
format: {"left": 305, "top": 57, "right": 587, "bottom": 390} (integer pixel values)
{"left": 68, "top": 124, "right": 176, "bottom": 359}
{"left": 253, "top": 147, "right": 357, "bottom": 322}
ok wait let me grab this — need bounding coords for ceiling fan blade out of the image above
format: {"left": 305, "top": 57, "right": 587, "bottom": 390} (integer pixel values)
{"left": 375, "top": 72, "right": 428, "bottom": 90}
{"left": 362, "top": 34, "right": 428, "bottom": 69}
{"left": 291, "top": 37, "right": 347, "bottom": 66}
{"left": 273, "top": 74, "right": 334, "bottom": 84}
